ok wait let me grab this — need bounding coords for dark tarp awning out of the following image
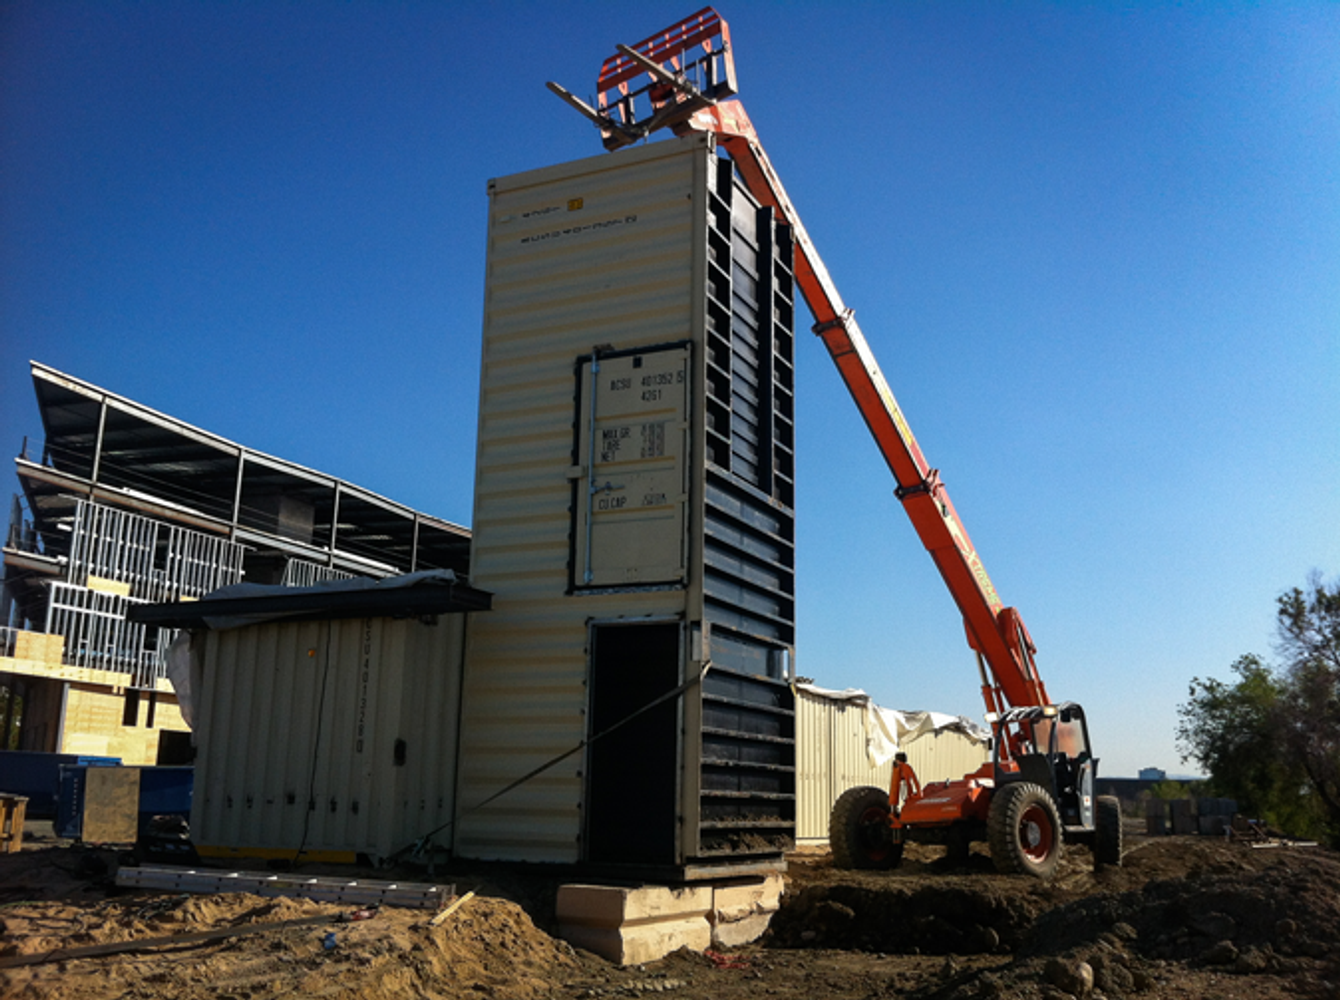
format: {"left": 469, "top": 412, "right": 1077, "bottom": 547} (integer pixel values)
{"left": 128, "top": 572, "right": 491, "bottom": 630}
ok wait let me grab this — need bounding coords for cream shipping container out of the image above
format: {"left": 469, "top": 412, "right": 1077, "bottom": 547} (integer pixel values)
{"left": 458, "top": 133, "right": 800, "bottom": 878}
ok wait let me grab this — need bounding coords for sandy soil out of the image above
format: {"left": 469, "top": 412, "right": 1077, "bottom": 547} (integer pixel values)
{"left": 2, "top": 822, "right": 1336, "bottom": 999}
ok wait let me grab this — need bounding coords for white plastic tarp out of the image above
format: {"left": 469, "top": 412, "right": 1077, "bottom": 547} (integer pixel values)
{"left": 864, "top": 706, "right": 989, "bottom": 767}
{"left": 796, "top": 682, "right": 989, "bottom": 768}
{"left": 165, "top": 631, "right": 197, "bottom": 731}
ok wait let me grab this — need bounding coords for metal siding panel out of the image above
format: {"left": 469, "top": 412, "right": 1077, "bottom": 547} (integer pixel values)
{"left": 304, "top": 622, "right": 348, "bottom": 850}
{"left": 332, "top": 620, "right": 370, "bottom": 851}
{"left": 393, "top": 612, "right": 464, "bottom": 855}
{"left": 284, "top": 624, "right": 327, "bottom": 848}
{"left": 794, "top": 693, "right": 883, "bottom": 843}
{"left": 833, "top": 700, "right": 880, "bottom": 791}
{"left": 370, "top": 619, "right": 405, "bottom": 853}
{"left": 209, "top": 627, "right": 249, "bottom": 848}
{"left": 242, "top": 624, "right": 283, "bottom": 847}
{"left": 206, "top": 627, "right": 241, "bottom": 848}
{"left": 205, "top": 623, "right": 321, "bottom": 852}
{"left": 905, "top": 729, "right": 991, "bottom": 787}
{"left": 794, "top": 687, "right": 831, "bottom": 842}
{"left": 240, "top": 624, "right": 276, "bottom": 849}
{"left": 192, "top": 616, "right": 464, "bottom": 861}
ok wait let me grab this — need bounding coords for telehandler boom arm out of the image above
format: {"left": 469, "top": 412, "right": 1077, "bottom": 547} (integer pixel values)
{"left": 549, "top": 7, "right": 1050, "bottom": 714}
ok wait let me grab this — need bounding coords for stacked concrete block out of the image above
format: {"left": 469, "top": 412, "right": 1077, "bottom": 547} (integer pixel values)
{"left": 710, "top": 874, "right": 784, "bottom": 947}
{"left": 1145, "top": 799, "right": 1168, "bottom": 836}
{"left": 557, "top": 874, "right": 785, "bottom": 964}
{"left": 1196, "top": 797, "right": 1238, "bottom": 836}
{"left": 1170, "top": 798, "right": 1196, "bottom": 835}
{"left": 557, "top": 884, "right": 714, "bottom": 966}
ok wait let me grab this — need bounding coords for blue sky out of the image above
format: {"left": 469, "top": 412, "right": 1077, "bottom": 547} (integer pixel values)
{"left": 2, "top": 2, "right": 1336, "bottom": 778}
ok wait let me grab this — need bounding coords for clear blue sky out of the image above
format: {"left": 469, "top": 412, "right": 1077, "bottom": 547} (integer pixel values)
{"left": 3, "top": 2, "right": 1337, "bottom": 778}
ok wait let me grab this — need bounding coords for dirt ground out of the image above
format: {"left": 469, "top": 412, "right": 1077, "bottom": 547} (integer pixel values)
{"left": 2, "top": 821, "right": 1338, "bottom": 1000}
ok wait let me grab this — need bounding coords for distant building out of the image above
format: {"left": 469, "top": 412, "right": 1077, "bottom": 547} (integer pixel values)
{"left": 1138, "top": 767, "right": 1167, "bottom": 781}
{"left": 1, "top": 361, "right": 470, "bottom": 764}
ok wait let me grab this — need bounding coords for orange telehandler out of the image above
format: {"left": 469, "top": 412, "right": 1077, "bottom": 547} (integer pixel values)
{"left": 549, "top": 8, "right": 1122, "bottom": 879}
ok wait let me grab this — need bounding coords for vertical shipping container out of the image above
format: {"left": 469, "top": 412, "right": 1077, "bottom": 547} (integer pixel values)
{"left": 460, "top": 133, "right": 798, "bottom": 876}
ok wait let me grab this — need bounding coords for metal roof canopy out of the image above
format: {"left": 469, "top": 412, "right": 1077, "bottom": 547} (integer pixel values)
{"left": 17, "top": 362, "right": 472, "bottom": 577}
{"left": 127, "top": 577, "right": 492, "bottom": 630}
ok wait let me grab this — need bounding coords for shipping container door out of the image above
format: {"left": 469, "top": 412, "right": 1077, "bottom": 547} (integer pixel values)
{"left": 584, "top": 622, "right": 680, "bottom": 866}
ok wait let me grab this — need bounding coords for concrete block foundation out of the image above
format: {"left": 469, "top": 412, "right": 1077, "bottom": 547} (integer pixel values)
{"left": 711, "top": 873, "right": 784, "bottom": 947}
{"left": 557, "top": 874, "right": 785, "bottom": 965}
{"left": 557, "top": 884, "right": 712, "bottom": 966}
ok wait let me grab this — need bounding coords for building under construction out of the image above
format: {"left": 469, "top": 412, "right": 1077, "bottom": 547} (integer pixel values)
{"left": 1, "top": 361, "right": 471, "bottom": 763}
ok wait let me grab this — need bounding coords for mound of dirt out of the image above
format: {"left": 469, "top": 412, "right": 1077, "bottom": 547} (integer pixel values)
{"left": 771, "top": 879, "right": 1043, "bottom": 954}
{"left": 1021, "top": 846, "right": 1340, "bottom": 964}
{"left": 772, "top": 840, "right": 1116, "bottom": 954}
{"left": 942, "top": 841, "right": 1340, "bottom": 999}
{"left": 1, "top": 884, "right": 577, "bottom": 1000}
{"left": 780, "top": 837, "right": 1340, "bottom": 1000}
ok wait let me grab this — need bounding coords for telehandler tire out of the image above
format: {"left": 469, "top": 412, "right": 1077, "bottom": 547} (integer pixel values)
{"left": 1094, "top": 795, "right": 1123, "bottom": 868}
{"left": 943, "top": 824, "right": 972, "bottom": 867}
{"left": 988, "top": 782, "right": 1062, "bottom": 879}
{"left": 829, "top": 785, "right": 903, "bottom": 870}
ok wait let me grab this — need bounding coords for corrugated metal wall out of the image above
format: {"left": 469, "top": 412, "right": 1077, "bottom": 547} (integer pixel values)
{"left": 193, "top": 615, "right": 465, "bottom": 861}
{"left": 793, "top": 688, "right": 990, "bottom": 843}
{"left": 459, "top": 138, "right": 704, "bottom": 863}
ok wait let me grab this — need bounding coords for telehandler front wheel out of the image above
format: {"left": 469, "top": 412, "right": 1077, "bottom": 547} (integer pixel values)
{"left": 829, "top": 785, "right": 903, "bottom": 870}
{"left": 988, "top": 782, "right": 1062, "bottom": 879}
{"left": 1094, "top": 795, "right": 1123, "bottom": 868}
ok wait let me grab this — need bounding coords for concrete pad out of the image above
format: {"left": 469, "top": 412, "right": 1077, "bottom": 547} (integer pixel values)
{"left": 557, "top": 884, "right": 713, "bottom": 965}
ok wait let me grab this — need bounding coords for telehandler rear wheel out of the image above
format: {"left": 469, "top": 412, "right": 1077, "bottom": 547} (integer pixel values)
{"left": 988, "top": 782, "right": 1062, "bottom": 879}
{"left": 1094, "top": 795, "right": 1123, "bottom": 868}
{"left": 829, "top": 785, "right": 903, "bottom": 870}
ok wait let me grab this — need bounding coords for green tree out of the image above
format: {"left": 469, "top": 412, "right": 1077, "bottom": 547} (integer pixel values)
{"left": 1275, "top": 574, "right": 1340, "bottom": 842}
{"left": 1176, "top": 656, "right": 1298, "bottom": 815}
{"left": 1147, "top": 779, "right": 1192, "bottom": 800}
{"left": 1177, "top": 574, "right": 1340, "bottom": 843}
